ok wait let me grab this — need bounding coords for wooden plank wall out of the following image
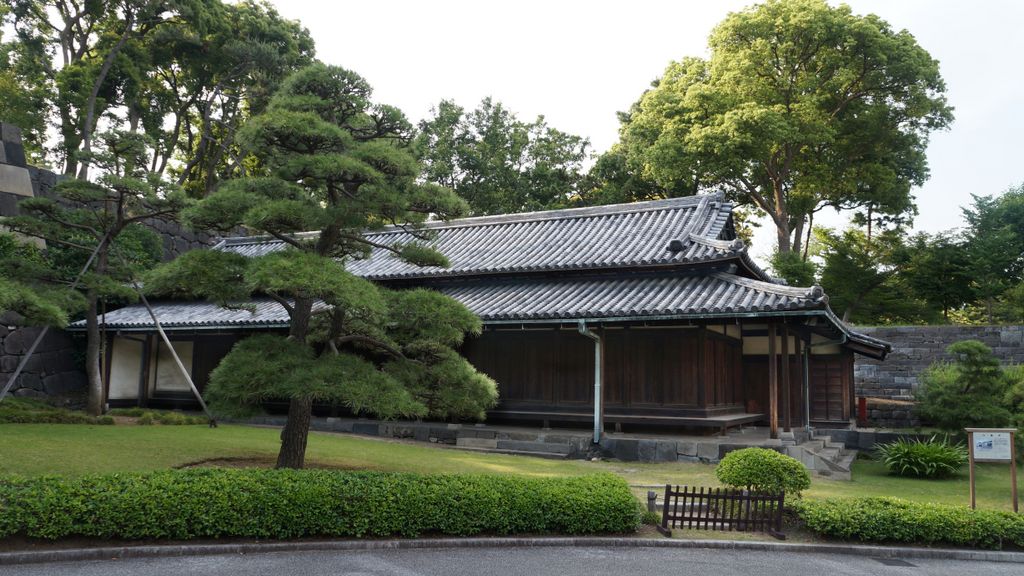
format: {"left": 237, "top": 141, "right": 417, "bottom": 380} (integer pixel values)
{"left": 461, "top": 327, "right": 744, "bottom": 416}
{"left": 742, "top": 352, "right": 854, "bottom": 424}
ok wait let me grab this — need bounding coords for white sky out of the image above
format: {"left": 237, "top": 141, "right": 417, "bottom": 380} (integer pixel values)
{"left": 268, "top": 0, "right": 1024, "bottom": 262}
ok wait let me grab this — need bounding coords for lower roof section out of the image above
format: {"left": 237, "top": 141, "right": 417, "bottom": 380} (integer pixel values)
{"left": 69, "top": 271, "right": 890, "bottom": 358}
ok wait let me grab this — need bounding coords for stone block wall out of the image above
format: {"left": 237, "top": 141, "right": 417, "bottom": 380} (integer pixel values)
{"left": 0, "top": 321, "right": 86, "bottom": 404}
{"left": 853, "top": 325, "right": 1024, "bottom": 401}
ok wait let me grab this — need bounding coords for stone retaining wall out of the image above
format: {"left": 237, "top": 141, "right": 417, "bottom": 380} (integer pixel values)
{"left": 0, "top": 320, "right": 86, "bottom": 404}
{"left": 854, "top": 325, "right": 1024, "bottom": 400}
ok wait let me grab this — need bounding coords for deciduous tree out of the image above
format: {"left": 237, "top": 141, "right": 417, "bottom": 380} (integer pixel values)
{"left": 613, "top": 0, "right": 951, "bottom": 254}
{"left": 417, "top": 98, "right": 589, "bottom": 215}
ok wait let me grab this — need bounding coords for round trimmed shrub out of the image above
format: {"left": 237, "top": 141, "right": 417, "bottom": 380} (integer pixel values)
{"left": 874, "top": 435, "right": 967, "bottom": 479}
{"left": 715, "top": 447, "right": 810, "bottom": 496}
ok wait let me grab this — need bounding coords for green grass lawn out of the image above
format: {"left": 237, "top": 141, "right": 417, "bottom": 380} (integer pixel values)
{"left": 1, "top": 423, "right": 1021, "bottom": 511}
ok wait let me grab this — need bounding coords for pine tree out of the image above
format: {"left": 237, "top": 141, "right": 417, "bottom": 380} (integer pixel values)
{"left": 145, "top": 64, "right": 496, "bottom": 468}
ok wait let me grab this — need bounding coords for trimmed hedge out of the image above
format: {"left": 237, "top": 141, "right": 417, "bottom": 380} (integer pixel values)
{"left": 793, "top": 497, "right": 1024, "bottom": 549}
{"left": 0, "top": 469, "right": 640, "bottom": 540}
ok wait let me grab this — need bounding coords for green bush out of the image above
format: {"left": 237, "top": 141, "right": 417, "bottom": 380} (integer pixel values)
{"left": 0, "top": 398, "right": 96, "bottom": 424}
{"left": 715, "top": 447, "right": 810, "bottom": 496}
{"left": 136, "top": 413, "right": 154, "bottom": 425}
{"left": 107, "top": 407, "right": 146, "bottom": 417}
{"left": 0, "top": 469, "right": 641, "bottom": 540}
{"left": 794, "top": 497, "right": 1024, "bottom": 549}
{"left": 874, "top": 435, "right": 967, "bottom": 479}
{"left": 917, "top": 340, "right": 1012, "bottom": 430}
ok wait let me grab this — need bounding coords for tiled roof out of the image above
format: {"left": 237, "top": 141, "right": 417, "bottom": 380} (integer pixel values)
{"left": 214, "top": 193, "right": 765, "bottom": 281}
{"left": 78, "top": 299, "right": 322, "bottom": 330}
{"left": 438, "top": 271, "right": 827, "bottom": 321}
{"left": 77, "top": 272, "right": 823, "bottom": 329}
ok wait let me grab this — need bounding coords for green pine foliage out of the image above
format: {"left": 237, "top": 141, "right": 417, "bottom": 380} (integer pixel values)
{"left": 714, "top": 447, "right": 811, "bottom": 496}
{"left": 0, "top": 470, "right": 640, "bottom": 540}
{"left": 146, "top": 64, "right": 495, "bottom": 467}
{"left": 916, "top": 340, "right": 1012, "bottom": 430}
{"left": 0, "top": 234, "right": 82, "bottom": 327}
{"left": 874, "top": 436, "right": 967, "bottom": 479}
{"left": 793, "top": 497, "right": 1024, "bottom": 549}
{"left": 768, "top": 250, "right": 816, "bottom": 287}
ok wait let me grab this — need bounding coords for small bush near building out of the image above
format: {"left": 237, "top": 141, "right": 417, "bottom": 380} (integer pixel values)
{"left": 0, "top": 469, "right": 640, "bottom": 540}
{"left": 794, "top": 497, "right": 1024, "bottom": 549}
{"left": 0, "top": 398, "right": 96, "bottom": 424}
{"left": 917, "top": 340, "right": 1012, "bottom": 430}
{"left": 874, "top": 436, "right": 967, "bottom": 479}
{"left": 715, "top": 447, "right": 810, "bottom": 496}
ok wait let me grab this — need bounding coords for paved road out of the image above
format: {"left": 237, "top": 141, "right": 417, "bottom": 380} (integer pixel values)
{"left": 0, "top": 546, "right": 1019, "bottom": 576}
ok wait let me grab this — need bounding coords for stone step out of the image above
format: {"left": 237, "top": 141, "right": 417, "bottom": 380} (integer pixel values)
{"left": 455, "top": 446, "right": 570, "bottom": 460}
{"left": 799, "top": 439, "right": 825, "bottom": 452}
{"left": 456, "top": 437, "right": 498, "bottom": 449}
{"left": 836, "top": 450, "right": 857, "bottom": 471}
{"left": 818, "top": 447, "right": 841, "bottom": 462}
{"left": 496, "top": 439, "right": 573, "bottom": 455}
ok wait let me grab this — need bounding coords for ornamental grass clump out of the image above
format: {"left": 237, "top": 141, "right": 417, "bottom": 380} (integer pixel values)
{"left": 874, "top": 435, "right": 967, "bottom": 479}
{"left": 715, "top": 447, "right": 810, "bottom": 496}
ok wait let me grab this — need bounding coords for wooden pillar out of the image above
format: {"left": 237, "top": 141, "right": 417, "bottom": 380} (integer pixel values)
{"left": 781, "top": 323, "right": 791, "bottom": 432}
{"left": 696, "top": 325, "right": 707, "bottom": 408}
{"left": 768, "top": 321, "right": 779, "bottom": 439}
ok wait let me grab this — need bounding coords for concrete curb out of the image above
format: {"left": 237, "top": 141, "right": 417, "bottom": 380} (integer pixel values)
{"left": 1, "top": 537, "right": 1023, "bottom": 566}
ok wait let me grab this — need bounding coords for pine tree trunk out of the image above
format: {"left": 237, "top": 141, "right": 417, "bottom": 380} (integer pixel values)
{"left": 276, "top": 297, "right": 315, "bottom": 469}
{"left": 84, "top": 291, "right": 104, "bottom": 416}
{"left": 276, "top": 396, "right": 313, "bottom": 469}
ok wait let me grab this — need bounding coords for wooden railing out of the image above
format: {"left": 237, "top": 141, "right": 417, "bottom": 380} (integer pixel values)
{"left": 656, "top": 485, "right": 785, "bottom": 540}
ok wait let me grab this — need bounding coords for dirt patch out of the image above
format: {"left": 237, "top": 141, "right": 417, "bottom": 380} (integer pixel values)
{"left": 174, "top": 457, "right": 363, "bottom": 471}
{"left": 174, "top": 456, "right": 277, "bottom": 470}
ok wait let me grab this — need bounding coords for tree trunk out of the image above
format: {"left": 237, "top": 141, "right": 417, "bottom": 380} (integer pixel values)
{"left": 803, "top": 211, "right": 814, "bottom": 261}
{"left": 77, "top": 11, "right": 135, "bottom": 180}
{"left": 84, "top": 290, "right": 103, "bottom": 416}
{"left": 772, "top": 182, "right": 792, "bottom": 253}
{"left": 276, "top": 396, "right": 313, "bottom": 469}
{"left": 276, "top": 297, "right": 315, "bottom": 469}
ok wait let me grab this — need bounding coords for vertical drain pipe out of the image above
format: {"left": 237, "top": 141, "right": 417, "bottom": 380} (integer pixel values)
{"left": 802, "top": 342, "right": 811, "bottom": 434}
{"left": 578, "top": 320, "right": 602, "bottom": 444}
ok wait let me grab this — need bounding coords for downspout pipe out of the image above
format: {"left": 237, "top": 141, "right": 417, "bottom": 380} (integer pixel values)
{"left": 577, "top": 320, "right": 602, "bottom": 444}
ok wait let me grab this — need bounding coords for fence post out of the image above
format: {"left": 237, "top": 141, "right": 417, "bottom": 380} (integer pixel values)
{"left": 647, "top": 491, "right": 657, "bottom": 513}
{"left": 656, "top": 484, "right": 672, "bottom": 537}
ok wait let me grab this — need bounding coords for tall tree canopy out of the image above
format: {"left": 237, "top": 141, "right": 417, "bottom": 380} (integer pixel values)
{"left": 608, "top": 0, "right": 952, "bottom": 254}
{"left": 417, "top": 98, "right": 589, "bottom": 215}
{"left": 146, "top": 64, "right": 496, "bottom": 469}
{"left": 962, "top": 184, "right": 1024, "bottom": 323}
{"left": 1, "top": 0, "right": 313, "bottom": 186}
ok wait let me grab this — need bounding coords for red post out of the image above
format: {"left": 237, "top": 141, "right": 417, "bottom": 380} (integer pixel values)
{"left": 857, "top": 397, "right": 868, "bottom": 427}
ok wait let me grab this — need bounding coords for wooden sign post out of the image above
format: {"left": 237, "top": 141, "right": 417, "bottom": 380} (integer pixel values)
{"left": 966, "top": 428, "right": 1018, "bottom": 513}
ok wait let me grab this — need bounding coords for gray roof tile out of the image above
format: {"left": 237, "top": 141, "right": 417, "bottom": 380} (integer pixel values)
{"left": 81, "top": 271, "right": 825, "bottom": 329}
{"left": 215, "top": 193, "right": 753, "bottom": 280}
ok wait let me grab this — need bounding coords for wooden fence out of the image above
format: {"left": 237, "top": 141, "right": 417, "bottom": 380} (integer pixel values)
{"left": 656, "top": 485, "right": 785, "bottom": 540}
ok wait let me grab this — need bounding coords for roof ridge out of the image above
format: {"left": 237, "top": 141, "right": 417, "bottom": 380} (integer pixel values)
{"left": 217, "top": 193, "right": 728, "bottom": 245}
{"left": 710, "top": 271, "right": 825, "bottom": 301}
{"left": 371, "top": 192, "right": 726, "bottom": 234}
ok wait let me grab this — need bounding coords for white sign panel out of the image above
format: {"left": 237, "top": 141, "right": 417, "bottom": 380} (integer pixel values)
{"left": 973, "top": 432, "right": 1013, "bottom": 462}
